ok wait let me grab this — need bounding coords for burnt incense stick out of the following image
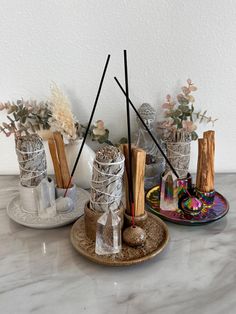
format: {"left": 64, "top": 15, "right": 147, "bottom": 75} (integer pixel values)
{"left": 114, "top": 77, "right": 179, "bottom": 179}
{"left": 124, "top": 50, "right": 135, "bottom": 226}
{"left": 64, "top": 54, "right": 111, "bottom": 197}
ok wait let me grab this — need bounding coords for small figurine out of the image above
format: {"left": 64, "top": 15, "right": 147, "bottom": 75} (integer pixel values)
{"left": 134, "top": 103, "right": 165, "bottom": 189}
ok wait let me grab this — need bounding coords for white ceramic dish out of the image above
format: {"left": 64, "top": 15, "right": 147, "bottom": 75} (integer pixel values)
{"left": 7, "top": 188, "right": 89, "bottom": 229}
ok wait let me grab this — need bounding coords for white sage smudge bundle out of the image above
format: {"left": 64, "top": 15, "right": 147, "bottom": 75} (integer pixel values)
{"left": 165, "top": 129, "right": 191, "bottom": 179}
{"left": 15, "top": 134, "right": 47, "bottom": 187}
{"left": 90, "top": 145, "right": 124, "bottom": 212}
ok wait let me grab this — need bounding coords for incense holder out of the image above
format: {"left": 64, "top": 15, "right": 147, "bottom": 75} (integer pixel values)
{"left": 70, "top": 211, "right": 169, "bottom": 266}
{"left": 7, "top": 188, "right": 90, "bottom": 229}
{"left": 123, "top": 226, "right": 147, "bottom": 247}
{"left": 146, "top": 185, "right": 229, "bottom": 225}
{"left": 195, "top": 189, "right": 215, "bottom": 208}
{"left": 56, "top": 184, "right": 77, "bottom": 204}
{"left": 84, "top": 201, "right": 124, "bottom": 241}
{"left": 124, "top": 210, "right": 148, "bottom": 228}
{"left": 180, "top": 196, "right": 203, "bottom": 217}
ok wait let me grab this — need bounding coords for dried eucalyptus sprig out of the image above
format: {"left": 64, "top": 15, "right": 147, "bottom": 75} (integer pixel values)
{"left": 160, "top": 79, "right": 217, "bottom": 141}
{"left": 195, "top": 110, "right": 218, "bottom": 125}
{"left": 0, "top": 99, "right": 51, "bottom": 137}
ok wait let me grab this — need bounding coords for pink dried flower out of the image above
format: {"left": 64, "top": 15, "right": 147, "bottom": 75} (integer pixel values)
{"left": 182, "top": 86, "right": 191, "bottom": 95}
{"left": 187, "top": 78, "right": 192, "bottom": 85}
{"left": 182, "top": 120, "right": 197, "bottom": 132}
{"left": 162, "top": 95, "right": 175, "bottom": 110}
{"left": 158, "top": 118, "right": 174, "bottom": 129}
{"left": 189, "top": 85, "right": 197, "bottom": 91}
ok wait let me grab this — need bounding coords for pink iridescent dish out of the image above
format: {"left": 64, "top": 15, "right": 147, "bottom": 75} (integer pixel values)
{"left": 146, "top": 185, "right": 229, "bottom": 225}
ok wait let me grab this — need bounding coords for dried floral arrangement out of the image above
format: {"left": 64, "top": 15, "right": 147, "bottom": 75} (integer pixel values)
{"left": 0, "top": 84, "right": 113, "bottom": 144}
{"left": 48, "top": 83, "right": 79, "bottom": 141}
{"left": 0, "top": 99, "right": 51, "bottom": 137}
{"left": 159, "top": 79, "right": 218, "bottom": 142}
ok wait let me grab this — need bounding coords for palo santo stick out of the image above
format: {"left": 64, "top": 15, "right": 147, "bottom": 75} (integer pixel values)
{"left": 132, "top": 147, "right": 146, "bottom": 217}
{"left": 121, "top": 144, "right": 131, "bottom": 214}
{"left": 53, "top": 132, "right": 72, "bottom": 188}
{"left": 48, "top": 138, "right": 63, "bottom": 188}
{"left": 196, "top": 139, "right": 203, "bottom": 188}
{"left": 203, "top": 131, "right": 215, "bottom": 191}
{"left": 196, "top": 138, "right": 208, "bottom": 191}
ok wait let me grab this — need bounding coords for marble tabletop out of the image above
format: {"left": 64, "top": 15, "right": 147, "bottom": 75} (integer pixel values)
{"left": 0, "top": 174, "right": 235, "bottom": 314}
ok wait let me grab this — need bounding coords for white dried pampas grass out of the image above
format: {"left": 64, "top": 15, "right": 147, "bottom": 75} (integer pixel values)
{"left": 49, "top": 83, "right": 77, "bottom": 141}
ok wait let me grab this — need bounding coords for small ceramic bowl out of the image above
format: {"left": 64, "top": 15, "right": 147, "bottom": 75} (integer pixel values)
{"left": 56, "top": 184, "right": 77, "bottom": 205}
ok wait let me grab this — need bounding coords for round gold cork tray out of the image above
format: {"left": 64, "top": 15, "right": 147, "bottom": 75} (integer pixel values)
{"left": 70, "top": 212, "right": 169, "bottom": 266}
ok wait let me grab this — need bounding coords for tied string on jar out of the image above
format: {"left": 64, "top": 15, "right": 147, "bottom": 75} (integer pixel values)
{"left": 15, "top": 134, "right": 47, "bottom": 187}
{"left": 90, "top": 146, "right": 125, "bottom": 213}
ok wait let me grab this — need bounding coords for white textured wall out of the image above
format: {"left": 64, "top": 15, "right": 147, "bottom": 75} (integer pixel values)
{"left": 0, "top": 0, "right": 236, "bottom": 173}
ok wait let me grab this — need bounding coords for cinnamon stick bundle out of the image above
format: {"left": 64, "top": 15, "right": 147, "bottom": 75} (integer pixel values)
{"left": 196, "top": 131, "right": 215, "bottom": 192}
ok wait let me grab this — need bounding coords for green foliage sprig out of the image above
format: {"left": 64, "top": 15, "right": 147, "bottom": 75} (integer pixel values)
{"left": 0, "top": 100, "right": 51, "bottom": 137}
{"left": 160, "top": 79, "right": 217, "bottom": 141}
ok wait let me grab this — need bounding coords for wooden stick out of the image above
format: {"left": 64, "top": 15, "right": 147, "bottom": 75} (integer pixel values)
{"left": 121, "top": 144, "right": 131, "bottom": 214}
{"left": 53, "top": 132, "right": 72, "bottom": 188}
{"left": 196, "top": 138, "right": 208, "bottom": 191}
{"left": 203, "top": 130, "right": 215, "bottom": 191}
{"left": 133, "top": 147, "right": 146, "bottom": 217}
{"left": 196, "top": 139, "right": 202, "bottom": 188}
{"left": 48, "top": 138, "right": 63, "bottom": 188}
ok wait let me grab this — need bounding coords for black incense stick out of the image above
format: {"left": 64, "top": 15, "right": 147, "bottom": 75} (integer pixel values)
{"left": 123, "top": 50, "right": 135, "bottom": 225}
{"left": 114, "top": 76, "right": 180, "bottom": 179}
{"left": 64, "top": 54, "right": 111, "bottom": 196}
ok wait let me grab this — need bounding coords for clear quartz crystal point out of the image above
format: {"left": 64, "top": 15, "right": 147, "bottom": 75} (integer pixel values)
{"left": 37, "top": 178, "right": 57, "bottom": 218}
{"left": 95, "top": 210, "right": 121, "bottom": 255}
{"left": 160, "top": 170, "right": 178, "bottom": 211}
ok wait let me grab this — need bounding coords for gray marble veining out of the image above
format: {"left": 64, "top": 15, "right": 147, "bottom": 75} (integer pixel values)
{"left": 0, "top": 174, "right": 235, "bottom": 314}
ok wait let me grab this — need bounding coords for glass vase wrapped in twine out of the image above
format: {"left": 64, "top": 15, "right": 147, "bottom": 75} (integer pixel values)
{"left": 90, "top": 145, "right": 125, "bottom": 212}
{"left": 15, "top": 134, "right": 47, "bottom": 187}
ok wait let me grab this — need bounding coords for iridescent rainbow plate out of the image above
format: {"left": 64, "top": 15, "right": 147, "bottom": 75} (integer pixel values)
{"left": 146, "top": 185, "right": 229, "bottom": 225}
